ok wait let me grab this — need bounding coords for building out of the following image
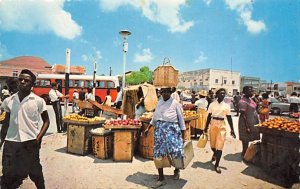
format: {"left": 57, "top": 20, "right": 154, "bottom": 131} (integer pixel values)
{"left": 286, "top": 82, "right": 300, "bottom": 96}
{"left": 0, "top": 56, "right": 52, "bottom": 90}
{"left": 240, "top": 76, "right": 261, "bottom": 93}
{"left": 0, "top": 56, "right": 86, "bottom": 92}
{"left": 178, "top": 68, "right": 240, "bottom": 96}
{"left": 52, "top": 64, "right": 85, "bottom": 75}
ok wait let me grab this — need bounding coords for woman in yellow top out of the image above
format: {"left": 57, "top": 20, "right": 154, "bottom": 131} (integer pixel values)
{"left": 204, "top": 88, "right": 236, "bottom": 173}
{"left": 194, "top": 90, "right": 208, "bottom": 137}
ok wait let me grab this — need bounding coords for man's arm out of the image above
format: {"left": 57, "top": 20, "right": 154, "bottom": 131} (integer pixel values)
{"left": 36, "top": 110, "right": 50, "bottom": 144}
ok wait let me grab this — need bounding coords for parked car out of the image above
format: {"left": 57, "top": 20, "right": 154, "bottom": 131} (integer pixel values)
{"left": 180, "top": 93, "right": 192, "bottom": 102}
{"left": 268, "top": 97, "right": 300, "bottom": 115}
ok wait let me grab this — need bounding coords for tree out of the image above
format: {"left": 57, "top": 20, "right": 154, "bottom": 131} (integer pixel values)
{"left": 126, "top": 66, "right": 153, "bottom": 85}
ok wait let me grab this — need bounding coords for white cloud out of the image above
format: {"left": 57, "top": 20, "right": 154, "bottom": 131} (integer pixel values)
{"left": 203, "top": 0, "right": 212, "bottom": 6}
{"left": 224, "top": 0, "right": 266, "bottom": 34}
{"left": 82, "top": 47, "right": 103, "bottom": 62}
{"left": 194, "top": 52, "right": 207, "bottom": 64}
{"left": 134, "top": 48, "right": 153, "bottom": 63}
{"left": 0, "top": 0, "right": 82, "bottom": 39}
{"left": 99, "top": 0, "right": 194, "bottom": 33}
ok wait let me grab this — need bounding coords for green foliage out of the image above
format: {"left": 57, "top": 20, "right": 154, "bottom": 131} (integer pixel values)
{"left": 126, "top": 66, "right": 153, "bottom": 85}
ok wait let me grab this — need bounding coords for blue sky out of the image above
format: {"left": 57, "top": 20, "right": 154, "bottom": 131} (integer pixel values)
{"left": 0, "top": 0, "right": 299, "bottom": 82}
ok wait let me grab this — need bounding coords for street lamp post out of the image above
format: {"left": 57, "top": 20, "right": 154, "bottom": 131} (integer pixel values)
{"left": 119, "top": 29, "right": 131, "bottom": 91}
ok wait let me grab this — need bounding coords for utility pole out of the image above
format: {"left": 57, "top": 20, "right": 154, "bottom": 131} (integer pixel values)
{"left": 109, "top": 67, "right": 112, "bottom": 76}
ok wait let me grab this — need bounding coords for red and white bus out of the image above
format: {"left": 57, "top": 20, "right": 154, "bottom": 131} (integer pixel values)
{"left": 33, "top": 74, "right": 120, "bottom": 104}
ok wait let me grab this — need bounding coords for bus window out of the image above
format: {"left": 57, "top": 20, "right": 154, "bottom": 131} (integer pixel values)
{"left": 85, "top": 80, "right": 93, "bottom": 87}
{"left": 98, "top": 81, "right": 105, "bottom": 88}
{"left": 55, "top": 79, "right": 63, "bottom": 92}
{"left": 43, "top": 79, "right": 51, "bottom": 87}
{"left": 107, "top": 81, "right": 115, "bottom": 88}
{"left": 69, "top": 80, "right": 74, "bottom": 87}
{"left": 36, "top": 79, "right": 51, "bottom": 87}
{"left": 74, "top": 80, "right": 79, "bottom": 87}
{"left": 79, "top": 80, "right": 84, "bottom": 87}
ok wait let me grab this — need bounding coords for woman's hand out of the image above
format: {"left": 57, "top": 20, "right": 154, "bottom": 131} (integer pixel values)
{"left": 230, "top": 130, "right": 236, "bottom": 138}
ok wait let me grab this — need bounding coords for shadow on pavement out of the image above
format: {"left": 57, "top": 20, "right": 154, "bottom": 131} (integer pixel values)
{"left": 92, "top": 156, "right": 116, "bottom": 164}
{"left": 126, "top": 171, "right": 187, "bottom": 189}
{"left": 224, "top": 152, "right": 243, "bottom": 162}
{"left": 191, "top": 161, "right": 214, "bottom": 171}
{"left": 241, "top": 165, "right": 287, "bottom": 188}
{"left": 54, "top": 146, "right": 69, "bottom": 154}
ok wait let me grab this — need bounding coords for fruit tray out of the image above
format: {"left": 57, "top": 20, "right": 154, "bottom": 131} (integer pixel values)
{"left": 255, "top": 125, "right": 299, "bottom": 139}
{"left": 184, "top": 115, "right": 199, "bottom": 121}
{"left": 103, "top": 124, "right": 142, "bottom": 130}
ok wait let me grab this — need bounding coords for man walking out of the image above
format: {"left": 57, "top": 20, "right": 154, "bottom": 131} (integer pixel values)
{"left": 233, "top": 92, "right": 241, "bottom": 116}
{"left": 1, "top": 69, "right": 50, "bottom": 189}
{"left": 49, "top": 82, "right": 69, "bottom": 133}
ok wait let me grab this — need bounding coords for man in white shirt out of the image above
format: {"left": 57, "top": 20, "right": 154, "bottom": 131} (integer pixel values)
{"left": 171, "top": 87, "right": 180, "bottom": 103}
{"left": 49, "top": 82, "right": 69, "bottom": 133}
{"left": 114, "top": 86, "right": 123, "bottom": 109}
{"left": 288, "top": 92, "right": 300, "bottom": 114}
{"left": 1, "top": 69, "right": 50, "bottom": 189}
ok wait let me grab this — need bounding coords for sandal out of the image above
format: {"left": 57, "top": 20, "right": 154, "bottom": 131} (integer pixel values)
{"left": 151, "top": 180, "right": 167, "bottom": 189}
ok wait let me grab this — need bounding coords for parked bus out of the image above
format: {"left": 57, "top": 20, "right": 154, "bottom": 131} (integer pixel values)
{"left": 33, "top": 74, "right": 120, "bottom": 105}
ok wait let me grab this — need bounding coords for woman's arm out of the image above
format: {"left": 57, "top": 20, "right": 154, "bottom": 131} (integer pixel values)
{"left": 204, "top": 113, "right": 212, "bottom": 133}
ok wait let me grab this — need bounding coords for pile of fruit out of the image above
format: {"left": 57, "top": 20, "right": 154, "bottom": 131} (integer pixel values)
{"left": 139, "top": 112, "right": 153, "bottom": 120}
{"left": 64, "top": 114, "right": 106, "bottom": 123}
{"left": 184, "top": 110, "right": 197, "bottom": 119}
{"left": 105, "top": 118, "right": 141, "bottom": 126}
{"left": 257, "top": 117, "right": 300, "bottom": 133}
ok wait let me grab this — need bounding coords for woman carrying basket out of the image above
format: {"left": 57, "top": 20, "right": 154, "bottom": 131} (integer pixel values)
{"left": 146, "top": 86, "right": 185, "bottom": 188}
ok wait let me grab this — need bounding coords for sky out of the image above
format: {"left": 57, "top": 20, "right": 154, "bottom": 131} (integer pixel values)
{"left": 0, "top": 0, "right": 299, "bottom": 83}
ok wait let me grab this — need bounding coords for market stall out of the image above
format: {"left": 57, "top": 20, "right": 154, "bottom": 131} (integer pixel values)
{"left": 104, "top": 119, "right": 142, "bottom": 162}
{"left": 255, "top": 118, "right": 300, "bottom": 186}
{"left": 63, "top": 114, "right": 105, "bottom": 155}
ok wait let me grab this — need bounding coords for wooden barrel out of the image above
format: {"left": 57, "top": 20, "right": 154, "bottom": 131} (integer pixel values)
{"left": 139, "top": 122, "right": 154, "bottom": 159}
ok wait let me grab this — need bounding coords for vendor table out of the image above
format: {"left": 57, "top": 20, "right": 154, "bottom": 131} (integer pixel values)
{"left": 257, "top": 126, "right": 300, "bottom": 186}
{"left": 64, "top": 119, "right": 104, "bottom": 155}
{"left": 104, "top": 124, "right": 141, "bottom": 162}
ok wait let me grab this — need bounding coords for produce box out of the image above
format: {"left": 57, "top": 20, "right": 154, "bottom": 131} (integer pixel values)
{"left": 113, "top": 130, "right": 134, "bottom": 162}
{"left": 66, "top": 121, "right": 102, "bottom": 155}
{"left": 90, "top": 128, "right": 113, "bottom": 160}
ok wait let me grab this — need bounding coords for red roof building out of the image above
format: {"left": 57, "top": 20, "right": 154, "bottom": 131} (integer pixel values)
{"left": 0, "top": 56, "right": 52, "bottom": 77}
{"left": 0, "top": 56, "right": 86, "bottom": 91}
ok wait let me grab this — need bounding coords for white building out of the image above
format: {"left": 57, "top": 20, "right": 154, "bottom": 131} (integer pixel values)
{"left": 178, "top": 68, "right": 240, "bottom": 96}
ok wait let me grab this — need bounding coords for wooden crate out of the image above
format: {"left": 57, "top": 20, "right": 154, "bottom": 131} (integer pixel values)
{"left": 113, "top": 131, "right": 134, "bottom": 162}
{"left": 184, "top": 120, "right": 191, "bottom": 140}
{"left": 66, "top": 122, "right": 101, "bottom": 155}
{"left": 91, "top": 131, "right": 113, "bottom": 160}
{"left": 139, "top": 125, "right": 154, "bottom": 159}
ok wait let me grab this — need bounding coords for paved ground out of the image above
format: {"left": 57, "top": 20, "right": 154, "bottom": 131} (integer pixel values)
{"left": 0, "top": 106, "right": 298, "bottom": 189}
